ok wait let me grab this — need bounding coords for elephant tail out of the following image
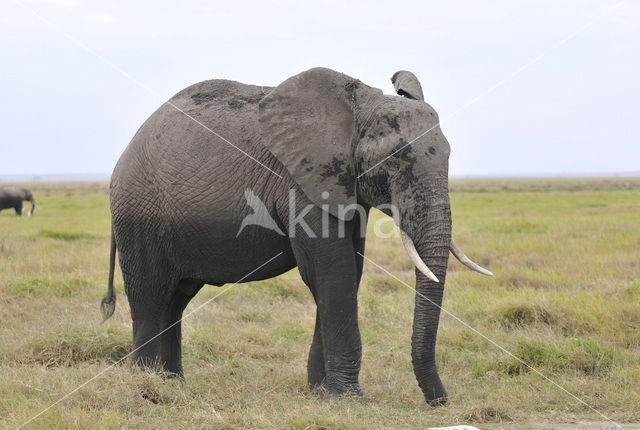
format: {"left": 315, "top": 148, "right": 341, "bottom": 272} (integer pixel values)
{"left": 100, "top": 229, "right": 117, "bottom": 321}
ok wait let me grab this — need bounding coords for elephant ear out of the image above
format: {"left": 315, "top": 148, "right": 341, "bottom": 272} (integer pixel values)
{"left": 391, "top": 70, "right": 424, "bottom": 101}
{"left": 259, "top": 67, "right": 358, "bottom": 220}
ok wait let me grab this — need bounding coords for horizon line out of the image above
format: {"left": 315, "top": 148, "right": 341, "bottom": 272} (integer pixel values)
{"left": 1, "top": 171, "right": 640, "bottom": 182}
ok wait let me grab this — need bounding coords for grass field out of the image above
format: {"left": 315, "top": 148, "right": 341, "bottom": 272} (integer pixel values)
{"left": 1, "top": 179, "right": 639, "bottom": 429}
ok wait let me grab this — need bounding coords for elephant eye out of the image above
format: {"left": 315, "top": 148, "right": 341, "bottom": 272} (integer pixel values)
{"left": 428, "top": 146, "right": 436, "bottom": 155}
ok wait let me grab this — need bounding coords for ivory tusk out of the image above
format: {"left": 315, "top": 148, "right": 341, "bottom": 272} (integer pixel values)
{"left": 400, "top": 231, "right": 439, "bottom": 283}
{"left": 449, "top": 239, "right": 493, "bottom": 276}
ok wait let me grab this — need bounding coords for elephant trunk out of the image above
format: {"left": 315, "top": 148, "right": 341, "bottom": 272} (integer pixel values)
{"left": 29, "top": 197, "right": 35, "bottom": 216}
{"left": 407, "top": 194, "right": 451, "bottom": 405}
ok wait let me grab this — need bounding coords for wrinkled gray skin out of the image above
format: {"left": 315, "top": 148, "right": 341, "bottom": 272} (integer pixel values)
{"left": 0, "top": 186, "right": 35, "bottom": 216}
{"left": 104, "top": 67, "right": 454, "bottom": 404}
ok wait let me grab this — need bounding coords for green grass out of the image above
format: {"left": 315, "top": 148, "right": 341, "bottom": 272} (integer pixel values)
{"left": 1, "top": 179, "right": 639, "bottom": 429}
{"left": 39, "top": 229, "right": 103, "bottom": 241}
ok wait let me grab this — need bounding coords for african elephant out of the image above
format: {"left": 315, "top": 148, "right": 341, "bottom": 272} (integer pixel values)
{"left": 0, "top": 186, "right": 35, "bottom": 216}
{"left": 102, "top": 67, "right": 492, "bottom": 405}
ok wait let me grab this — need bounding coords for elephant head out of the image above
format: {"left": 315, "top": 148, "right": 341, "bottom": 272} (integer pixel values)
{"left": 259, "top": 68, "right": 491, "bottom": 404}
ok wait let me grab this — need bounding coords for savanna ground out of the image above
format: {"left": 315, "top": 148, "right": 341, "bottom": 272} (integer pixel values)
{"left": 0, "top": 178, "right": 639, "bottom": 429}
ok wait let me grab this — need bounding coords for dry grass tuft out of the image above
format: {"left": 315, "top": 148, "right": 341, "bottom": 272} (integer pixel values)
{"left": 492, "top": 300, "right": 557, "bottom": 328}
{"left": 17, "top": 329, "right": 132, "bottom": 367}
{"left": 463, "top": 405, "right": 513, "bottom": 423}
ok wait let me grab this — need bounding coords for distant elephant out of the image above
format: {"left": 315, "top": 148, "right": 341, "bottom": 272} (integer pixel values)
{"left": 102, "top": 67, "right": 492, "bottom": 405}
{"left": 0, "top": 186, "right": 35, "bottom": 216}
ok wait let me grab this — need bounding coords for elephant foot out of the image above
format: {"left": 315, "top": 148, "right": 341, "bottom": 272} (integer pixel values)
{"left": 307, "top": 361, "right": 326, "bottom": 391}
{"left": 308, "top": 378, "right": 325, "bottom": 393}
{"left": 418, "top": 372, "right": 448, "bottom": 406}
{"left": 163, "top": 370, "right": 185, "bottom": 381}
{"left": 310, "top": 382, "right": 364, "bottom": 400}
{"left": 320, "top": 388, "right": 365, "bottom": 401}
{"left": 426, "top": 394, "right": 448, "bottom": 407}
{"left": 320, "top": 376, "right": 363, "bottom": 399}
{"left": 129, "top": 358, "right": 185, "bottom": 383}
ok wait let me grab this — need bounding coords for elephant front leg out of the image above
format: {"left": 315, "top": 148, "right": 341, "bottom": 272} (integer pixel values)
{"left": 318, "top": 287, "right": 362, "bottom": 397}
{"left": 311, "top": 256, "right": 362, "bottom": 397}
{"left": 306, "top": 277, "right": 362, "bottom": 396}
{"left": 290, "top": 216, "right": 363, "bottom": 397}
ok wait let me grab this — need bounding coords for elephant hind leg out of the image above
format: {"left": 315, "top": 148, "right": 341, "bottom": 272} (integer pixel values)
{"left": 129, "top": 278, "right": 203, "bottom": 378}
{"left": 160, "top": 278, "right": 204, "bottom": 376}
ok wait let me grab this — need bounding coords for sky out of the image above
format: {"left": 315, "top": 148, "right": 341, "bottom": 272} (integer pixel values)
{"left": 1, "top": 0, "right": 639, "bottom": 177}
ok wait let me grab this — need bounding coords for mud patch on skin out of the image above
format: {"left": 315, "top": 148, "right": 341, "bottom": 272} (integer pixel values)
{"left": 301, "top": 157, "right": 313, "bottom": 172}
{"left": 191, "top": 91, "right": 223, "bottom": 105}
{"left": 320, "top": 158, "right": 345, "bottom": 179}
{"left": 336, "top": 165, "right": 356, "bottom": 197}
{"left": 192, "top": 91, "right": 265, "bottom": 107}
{"left": 392, "top": 139, "right": 414, "bottom": 163}
{"left": 228, "top": 98, "right": 244, "bottom": 109}
{"left": 358, "top": 165, "right": 392, "bottom": 205}
{"left": 384, "top": 115, "right": 400, "bottom": 132}
{"left": 392, "top": 140, "right": 418, "bottom": 191}
{"left": 228, "top": 94, "right": 266, "bottom": 109}
{"left": 344, "top": 80, "right": 360, "bottom": 93}
{"left": 320, "top": 158, "right": 356, "bottom": 197}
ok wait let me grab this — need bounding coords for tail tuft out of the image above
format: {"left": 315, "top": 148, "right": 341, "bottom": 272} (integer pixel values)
{"left": 100, "top": 295, "right": 116, "bottom": 321}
